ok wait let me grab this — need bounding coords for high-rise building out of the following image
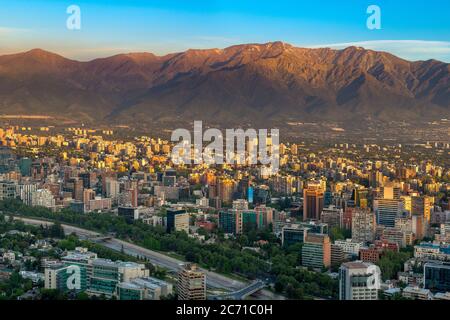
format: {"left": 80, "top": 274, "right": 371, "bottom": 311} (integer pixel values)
{"left": 166, "top": 209, "right": 190, "bottom": 233}
{"left": 89, "top": 259, "right": 149, "bottom": 297}
{"left": 380, "top": 226, "right": 412, "bottom": 248}
{"left": 83, "top": 188, "right": 96, "bottom": 204}
{"left": 116, "top": 277, "right": 173, "bottom": 300}
{"left": 339, "top": 261, "right": 380, "bottom": 300}
{"left": 369, "top": 171, "right": 384, "bottom": 188}
{"left": 424, "top": 262, "right": 450, "bottom": 293}
{"left": 352, "top": 187, "right": 368, "bottom": 208}
{"left": 105, "top": 178, "right": 120, "bottom": 199}
{"left": 236, "top": 210, "right": 259, "bottom": 234}
{"left": 217, "top": 178, "right": 236, "bottom": 205}
{"left": 219, "top": 210, "right": 236, "bottom": 234}
{"left": 374, "top": 198, "right": 404, "bottom": 228}
{"left": 412, "top": 196, "right": 432, "bottom": 223}
{"left": 177, "top": 263, "right": 206, "bottom": 300}
{"left": 118, "top": 206, "right": 140, "bottom": 222}
{"left": 79, "top": 172, "right": 96, "bottom": 189}
{"left": 302, "top": 234, "right": 331, "bottom": 269}
{"left": 351, "top": 208, "right": 376, "bottom": 243}
{"left": 31, "top": 189, "right": 55, "bottom": 209}
{"left": 118, "top": 188, "right": 139, "bottom": 207}
{"left": 17, "top": 182, "right": 38, "bottom": 206}
{"left": 255, "top": 205, "right": 274, "bottom": 228}
{"left": 381, "top": 186, "right": 401, "bottom": 200}
{"left": 331, "top": 244, "right": 345, "bottom": 268}
{"left": 232, "top": 199, "right": 248, "bottom": 210}
{"left": 72, "top": 178, "right": 84, "bottom": 201}
{"left": 129, "top": 188, "right": 138, "bottom": 207}
{"left": 18, "top": 157, "right": 32, "bottom": 176}
{"left": 247, "top": 186, "right": 254, "bottom": 204}
{"left": 321, "top": 205, "right": 343, "bottom": 229}
{"left": 45, "top": 263, "right": 78, "bottom": 291}
{"left": 219, "top": 206, "right": 270, "bottom": 235}
{"left": 162, "top": 175, "right": 176, "bottom": 187}
{"left": 281, "top": 224, "right": 309, "bottom": 247}
{"left": 303, "top": 182, "right": 324, "bottom": 221}
{"left": 0, "top": 181, "right": 17, "bottom": 200}
{"left": 401, "top": 195, "right": 412, "bottom": 212}
{"left": 45, "top": 248, "right": 98, "bottom": 292}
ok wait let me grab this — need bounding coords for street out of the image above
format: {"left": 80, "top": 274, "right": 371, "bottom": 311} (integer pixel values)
{"left": 11, "top": 215, "right": 285, "bottom": 300}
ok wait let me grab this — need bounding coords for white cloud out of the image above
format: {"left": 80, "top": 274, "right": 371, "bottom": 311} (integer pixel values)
{"left": 305, "top": 40, "right": 450, "bottom": 62}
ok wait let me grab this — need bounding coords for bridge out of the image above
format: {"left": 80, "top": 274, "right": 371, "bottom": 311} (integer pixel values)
{"left": 208, "top": 280, "right": 266, "bottom": 300}
{"left": 85, "top": 235, "right": 113, "bottom": 242}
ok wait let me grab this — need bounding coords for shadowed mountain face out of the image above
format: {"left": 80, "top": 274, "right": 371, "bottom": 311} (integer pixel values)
{"left": 0, "top": 42, "right": 449, "bottom": 126}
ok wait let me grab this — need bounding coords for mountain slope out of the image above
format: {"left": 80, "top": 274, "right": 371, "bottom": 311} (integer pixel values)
{"left": 0, "top": 42, "right": 448, "bottom": 126}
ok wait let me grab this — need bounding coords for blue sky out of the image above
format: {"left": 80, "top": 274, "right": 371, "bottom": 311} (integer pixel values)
{"left": 1, "top": 0, "right": 449, "bottom": 61}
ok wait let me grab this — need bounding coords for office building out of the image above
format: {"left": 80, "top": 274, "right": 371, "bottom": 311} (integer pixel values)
{"left": 331, "top": 244, "right": 345, "bottom": 268}
{"left": 89, "top": 259, "right": 149, "bottom": 297}
{"left": 424, "top": 262, "right": 450, "bottom": 293}
{"left": 374, "top": 198, "right": 404, "bottom": 228}
{"left": 412, "top": 196, "right": 432, "bottom": 223}
{"left": 177, "top": 263, "right": 206, "bottom": 300}
{"left": 302, "top": 234, "right": 331, "bottom": 269}
{"left": 232, "top": 199, "right": 248, "bottom": 210}
{"left": 45, "top": 263, "right": 75, "bottom": 291}
{"left": 219, "top": 210, "right": 236, "bottom": 234}
{"left": 17, "top": 182, "right": 38, "bottom": 206}
{"left": 217, "top": 178, "right": 236, "bottom": 205}
{"left": 351, "top": 208, "right": 376, "bottom": 243}
{"left": 118, "top": 206, "right": 139, "bottom": 222}
{"left": 18, "top": 157, "right": 32, "bottom": 176}
{"left": 255, "top": 205, "right": 274, "bottom": 227}
{"left": 339, "top": 261, "right": 380, "bottom": 300}
{"left": 303, "top": 182, "right": 324, "bottom": 221}
{"left": 334, "top": 239, "right": 364, "bottom": 257}
{"left": 281, "top": 224, "right": 309, "bottom": 247}
{"left": 414, "top": 242, "right": 450, "bottom": 261}
{"left": 321, "top": 206, "right": 343, "bottom": 229}
{"left": 116, "top": 277, "right": 173, "bottom": 300}
{"left": 105, "top": 178, "right": 120, "bottom": 199}
{"left": 0, "top": 181, "right": 17, "bottom": 200}
{"left": 31, "top": 189, "right": 55, "bottom": 209}
{"left": 166, "top": 209, "right": 190, "bottom": 233}
{"left": 402, "top": 286, "right": 433, "bottom": 300}
{"left": 381, "top": 186, "right": 401, "bottom": 200}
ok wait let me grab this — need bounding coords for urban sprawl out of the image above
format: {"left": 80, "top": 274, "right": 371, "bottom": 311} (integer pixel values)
{"left": 0, "top": 125, "right": 449, "bottom": 301}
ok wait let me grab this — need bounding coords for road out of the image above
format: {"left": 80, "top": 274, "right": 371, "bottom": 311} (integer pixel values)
{"left": 11, "top": 215, "right": 284, "bottom": 300}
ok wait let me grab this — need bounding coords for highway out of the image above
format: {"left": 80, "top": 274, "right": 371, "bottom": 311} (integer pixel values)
{"left": 11, "top": 215, "right": 284, "bottom": 300}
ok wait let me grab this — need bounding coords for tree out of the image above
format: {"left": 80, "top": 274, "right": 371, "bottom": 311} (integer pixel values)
{"left": 377, "top": 250, "right": 412, "bottom": 281}
{"left": 50, "top": 222, "right": 65, "bottom": 239}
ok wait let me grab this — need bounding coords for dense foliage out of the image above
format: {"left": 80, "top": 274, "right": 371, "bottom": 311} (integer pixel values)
{"left": 376, "top": 249, "right": 413, "bottom": 281}
{"left": 0, "top": 199, "right": 339, "bottom": 299}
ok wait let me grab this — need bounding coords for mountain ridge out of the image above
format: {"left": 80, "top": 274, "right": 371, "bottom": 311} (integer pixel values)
{"left": 0, "top": 42, "right": 449, "bottom": 126}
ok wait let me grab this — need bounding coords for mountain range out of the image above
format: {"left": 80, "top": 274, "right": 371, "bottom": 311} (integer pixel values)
{"left": 0, "top": 41, "right": 449, "bottom": 127}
